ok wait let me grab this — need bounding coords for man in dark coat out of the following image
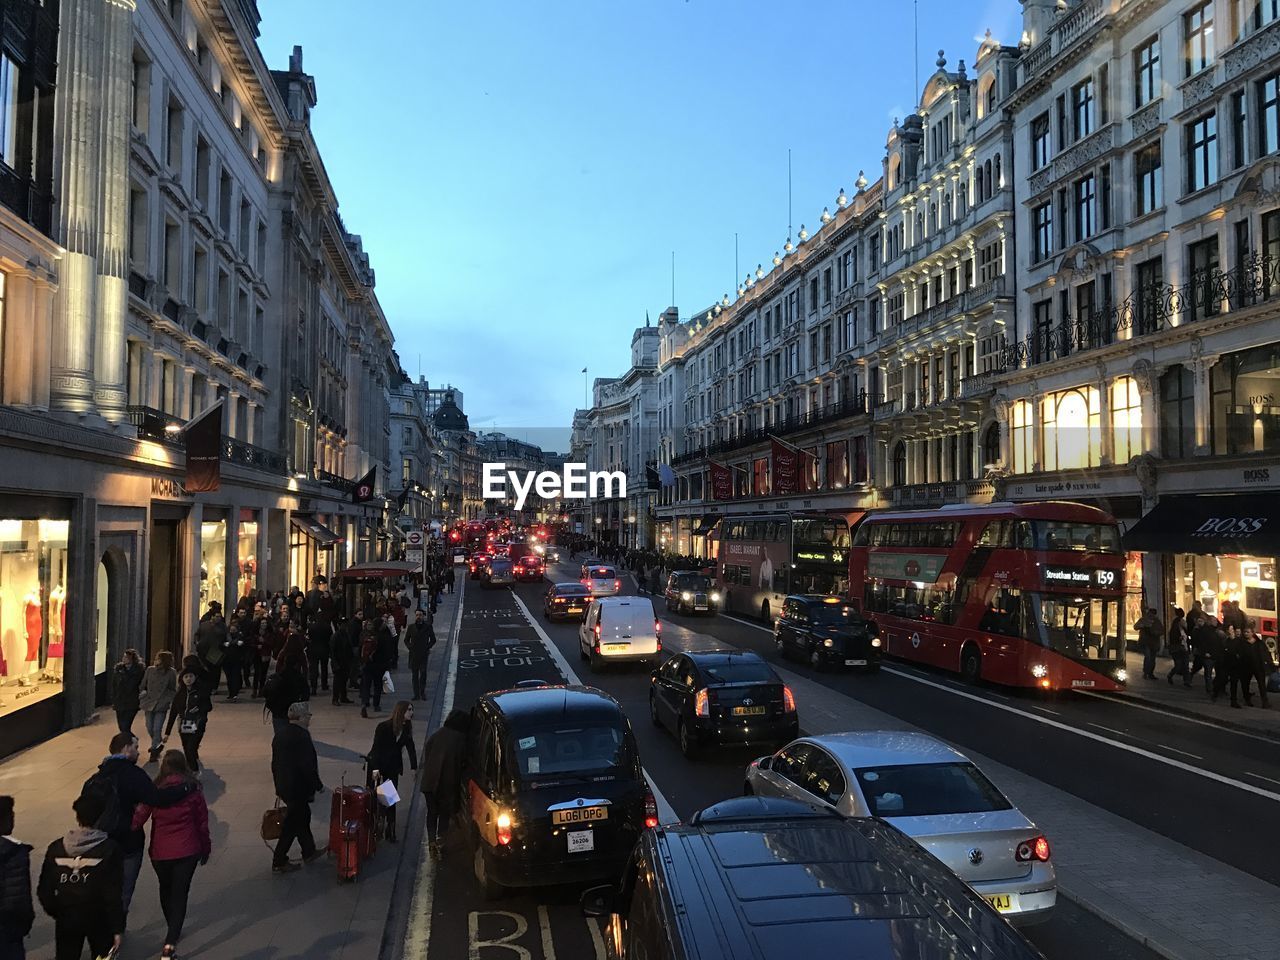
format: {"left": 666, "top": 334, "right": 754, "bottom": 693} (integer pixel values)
{"left": 110, "top": 649, "right": 144, "bottom": 735}
{"left": 194, "top": 612, "right": 227, "bottom": 690}
{"left": 0, "top": 796, "right": 33, "bottom": 960}
{"left": 306, "top": 614, "right": 333, "bottom": 696}
{"left": 1134, "top": 609, "right": 1164, "bottom": 680}
{"left": 419, "top": 709, "right": 469, "bottom": 859}
{"left": 1189, "top": 617, "right": 1223, "bottom": 694}
{"left": 329, "top": 617, "right": 355, "bottom": 706}
{"left": 270, "top": 702, "right": 325, "bottom": 873}
{"left": 37, "top": 792, "right": 124, "bottom": 960}
{"left": 405, "top": 610, "right": 437, "bottom": 701}
{"left": 1238, "top": 625, "right": 1272, "bottom": 708}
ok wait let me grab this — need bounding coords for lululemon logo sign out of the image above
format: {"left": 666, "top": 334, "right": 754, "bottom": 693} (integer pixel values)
{"left": 356, "top": 482, "right": 372, "bottom": 499}
{"left": 1192, "top": 517, "right": 1266, "bottom": 537}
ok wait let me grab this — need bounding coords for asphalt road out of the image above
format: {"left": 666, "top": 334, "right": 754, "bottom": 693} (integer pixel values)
{"left": 421, "top": 566, "right": 1164, "bottom": 960}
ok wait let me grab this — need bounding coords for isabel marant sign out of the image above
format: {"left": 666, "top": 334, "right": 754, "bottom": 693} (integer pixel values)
{"left": 482, "top": 463, "right": 625, "bottom": 511}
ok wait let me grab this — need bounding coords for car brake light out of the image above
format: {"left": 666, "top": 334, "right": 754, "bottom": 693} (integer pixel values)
{"left": 782, "top": 686, "right": 796, "bottom": 713}
{"left": 1016, "top": 835, "right": 1051, "bottom": 862}
{"left": 654, "top": 619, "right": 661, "bottom": 634}
{"left": 496, "top": 811, "right": 513, "bottom": 846}
{"left": 615, "top": 580, "right": 621, "bottom": 591}
{"left": 694, "top": 688, "right": 709, "bottom": 717}
{"left": 643, "top": 791, "right": 659, "bottom": 829}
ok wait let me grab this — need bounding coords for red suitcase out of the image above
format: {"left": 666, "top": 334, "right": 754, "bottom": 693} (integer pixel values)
{"left": 330, "top": 785, "right": 373, "bottom": 881}
{"left": 329, "top": 786, "right": 369, "bottom": 851}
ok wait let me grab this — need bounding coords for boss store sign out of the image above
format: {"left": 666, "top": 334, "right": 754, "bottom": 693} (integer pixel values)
{"left": 1121, "top": 494, "right": 1280, "bottom": 558}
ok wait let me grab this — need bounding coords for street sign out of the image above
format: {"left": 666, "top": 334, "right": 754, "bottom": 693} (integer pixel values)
{"left": 406, "top": 546, "right": 425, "bottom": 573}
{"left": 406, "top": 530, "right": 424, "bottom": 548}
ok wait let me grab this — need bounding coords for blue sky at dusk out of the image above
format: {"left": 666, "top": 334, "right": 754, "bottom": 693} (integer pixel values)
{"left": 259, "top": 1, "right": 1021, "bottom": 451}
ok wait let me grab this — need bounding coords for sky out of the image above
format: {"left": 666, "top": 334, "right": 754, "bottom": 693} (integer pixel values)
{"left": 258, "top": 0, "right": 1022, "bottom": 453}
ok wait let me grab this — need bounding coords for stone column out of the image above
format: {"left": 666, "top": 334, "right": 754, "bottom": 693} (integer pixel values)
{"left": 2, "top": 272, "right": 36, "bottom": 406}
{"left": 92, "top": 0, "right": 136, "bottom": 423}
{"left": 50, "top": 0, "right": 105, "bottom": 415}
{"left": 31, "top": 274, "right": 55, "bottom": 410}
{"left": 1097, "top": 367, "right": 1114, "bottom": 466}
{"left": 1193, "top": 354, "right": 1215, "bottom": 454}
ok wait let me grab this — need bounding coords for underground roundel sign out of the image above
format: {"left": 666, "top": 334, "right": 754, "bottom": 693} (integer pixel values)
{"left": 911, "top": 632, "right": 921, "bottom": 649}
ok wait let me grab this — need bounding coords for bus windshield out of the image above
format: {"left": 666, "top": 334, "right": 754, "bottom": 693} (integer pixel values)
{"left": 1029, "top": 594, "right": 1124, "bottom": 664}
{"left": 793, "top": 518, "right": 850, "bottom": 549}
{"left": 1034, "top": 521, "right": 1121, "bottom": 553}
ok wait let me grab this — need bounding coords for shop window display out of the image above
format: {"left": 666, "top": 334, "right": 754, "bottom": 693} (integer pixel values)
{"left": 0, "top": 519, "right": 68, "bottom": 716}
{"left": 1174, "top": 554, "right": 1277, "bottom": 641}
{"left": 237, "top": 520, "right": 258, "bottom": 605}
{"left": 199, "top": 519, "right": 227, "bottom": 611}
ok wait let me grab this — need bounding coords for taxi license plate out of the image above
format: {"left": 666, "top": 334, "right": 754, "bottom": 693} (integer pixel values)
{"left": 984, "top": 893, "right": 1018, "bottom": 913}
{"left": 566, "top": 607, "right": 583, "bottom": 614}
{"left": 1071, "top": 680, "right": 1096, "bottom": 688}
{"left": 845, "top": 659, "right": 868, "bottom": 666}
{"left": 731, "top": 705, "right": 767, "bottom": 716}
{"left": 567, "top": 830, "right": 595, "bottom": 854}
{"left": 552, "top": 806, "right": 609, "bottom": 825}
{"left": 603, "top": 643, "right": 630, "bottom": 653}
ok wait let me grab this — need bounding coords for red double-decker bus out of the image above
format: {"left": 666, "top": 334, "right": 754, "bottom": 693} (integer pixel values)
{"left": 848, "top": 502, "right": 1128, "bottom": 691}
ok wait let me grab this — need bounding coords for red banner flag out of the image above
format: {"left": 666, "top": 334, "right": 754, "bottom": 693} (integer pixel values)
{"left": 709, "top": 461, "right": 733, "bottom": 501}
{"left": 771, "top": 438, "right": 800, "bottom": 495}
{"left": 183, "top": 401, "right": 223, "bottom": 493}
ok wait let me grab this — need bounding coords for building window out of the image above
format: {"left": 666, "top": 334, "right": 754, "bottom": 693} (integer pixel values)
{"left": 1135, "top": 142, "right": 1163, "bottom": 215}
{"left": 1185, "top": 2, "right": 1215, "bottom": 76}
{"left": 1135, "top": 256, "right": 1164, "bottom": 335}
{"left": 1110, "top": 376, "right": 1145, "bottom": 464}
{"left": 888, "top": 293, "right": 905, "bottom": 327}
{"left": 1237, "top": 0, "right": 1280, "bottom": 38}
{"left": 1161, "top": 365, "right": 1196, "bottom": 458}
{"left": 131, "top": 49, "right": 151, "bottom": 134}
{"left": 1033, "top": 203, "right": 1053, "bottom": 262}
{"left": 1072, "top": 79, "right": 1095, "bottom": 141}
{"left": 1261, "top": 73, "right": 1280, "bottom": 156}
{"left": 1074, "top": 174, "right": 1097, "bottom": 240}
{"left": 1033, "top": 299, "right": 1054, "bottom": 363}
{"left": 402, "top": 458, "right": 411, "bottom": 484}
{"left": 1233, "top": 90, "right": 1250, "bottom": 169}
{"left": 891, "top": 442, "right": 907, "bottom": 486}
{"left": 1188, "top": 236, "right": 1221, "bottom": 320}
{"left": 978, "top": 240, "right": 1003, "bottom": 282}
{"left": 822, "top": 268, "right": 832, "bottom": 304}
{"left": 1134, "top": 36, "right": 1161, "bottom": 108}
{"left": 0, "top": 56, "right": 17, "bottom": 170}
{"left": 1187, "top": 113, "right": 1218, "bottom": 191}
{"left": 1011, "top": 400, "right": 1034, "bottom": 474}
{"left": 1041, "top": 387, "right": 1101, "bottom": 472}
{"left": 1029, "top": 112, "right": 1049, "bottom": 171}
{"left": 165, "top": 97, "right": 183, "bottom": 171}
{"left": 1211, "top": 342, "right": 1280, "bottom": 455}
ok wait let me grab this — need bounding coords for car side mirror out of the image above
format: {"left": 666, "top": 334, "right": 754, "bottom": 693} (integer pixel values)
{"left": 758, "top": 756, "right": 772, "bottom": 770}
{"left": 580, "top": 883, "right": 616, "bottom": 918}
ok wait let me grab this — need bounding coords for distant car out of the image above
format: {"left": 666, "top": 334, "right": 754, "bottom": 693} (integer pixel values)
{"left": 544, "top": 582, "right": 592, "bottom": 622}
{"left": 583, "top": 565, "right": 621, "bottom": 597}
{"left": 774, "top": 595, "right": 882, "bottom": 672}
{"left": 543, "top": 545, "right": 562, "bottom": 563}
{"left": 579, "top": 597, "right": 661, "bottom": 670}
{"left": 468, "top": 552, "right": 492, "bottom": 580}
{"left": 581, "top": 795, "right": 1046, "bottom": 960}
{"left": 465, "top": 685, "right": 657, "bottom": 899}
{"left": 578, "top": 558, "right": 602, "bottom": 577}
{"left": 515, "top": 555, "right": 546, "bottom": 582}
{"left": 483, "top": 558, "right": 515, "bottom": 588}
{"left": 452, "top": 547, "right": 470, "bottom": 565}
{"left": 649, "top": 650, "right": 797, "bottom": 758}
{"left": 744, "top": 731, "right": 1056, "bottom": 926}
{"left": 663, "top": 571, "right": 721, "bottom": 616}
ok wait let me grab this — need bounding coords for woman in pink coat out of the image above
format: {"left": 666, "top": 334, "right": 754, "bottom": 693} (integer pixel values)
{"left": 133, "top": 750, "right": 211, "bottom": 959}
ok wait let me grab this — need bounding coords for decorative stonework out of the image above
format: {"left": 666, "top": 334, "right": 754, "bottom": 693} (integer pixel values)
{"left": 1131, "top": 100, "right": 1161, "bottom": 138}
{"left": 1225, "top": 19, "right": 1280, "bottom": 80}
{"left": 1181, "top": 71, "right": 1217, "bottom": 111}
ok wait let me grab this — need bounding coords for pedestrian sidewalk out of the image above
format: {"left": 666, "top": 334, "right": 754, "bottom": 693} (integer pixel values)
{"left": 1115, "top": 649, "right": 1280, "bottom": 739}
{"left": 0, "top": 583, "right": 462, "bottom": 960}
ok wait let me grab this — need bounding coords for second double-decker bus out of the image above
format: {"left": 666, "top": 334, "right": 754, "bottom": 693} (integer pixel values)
{"left": 848, "top": 502, "right": 1128, "bottom": 691}
{"left": 715, "top": 512, "right": 852, "bottom": 622}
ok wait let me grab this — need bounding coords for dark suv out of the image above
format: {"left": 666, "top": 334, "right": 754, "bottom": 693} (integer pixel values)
{"left": 581, "top": 796, "right": 1045, "bottom": 960}
{"left": 774, "top": 595, "right": 881, "bottom": 672}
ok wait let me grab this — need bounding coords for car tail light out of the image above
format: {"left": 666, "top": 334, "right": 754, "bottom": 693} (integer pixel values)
{"left": 643, "top": 791, "right": 659, "bottom": 829}
{"left": 614, "top": 580, "right": 621, "bottom": 591}
{"left": 1016, "top": 835, "right": 1051, "bottom": 862}
{"left": 593, "top": 623, "right": 601, "bottom": 650}
{"left": 496, "top": 811, "right": 513, "bottom": 846}
{"left": 654, "top": 619, "right": 662, "bottom": 634}
{"left": 782, "top": 686, "right": 796, "bottom": 713}
{"left": 694, "top": 688, "right": 709, "bottom": 717}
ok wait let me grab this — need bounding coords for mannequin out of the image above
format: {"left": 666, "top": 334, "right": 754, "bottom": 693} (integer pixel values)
{"left": 46, "top": 584, "right": 65, "bottom": 681}
{"left": 1199, "top": 580, "right": 1216, "bottom": 617}
{"left": 23, "top": 587, "right": 41, "bottom": 664}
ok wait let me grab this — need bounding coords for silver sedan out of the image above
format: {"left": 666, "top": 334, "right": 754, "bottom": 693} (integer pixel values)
{"left": 744, "top": 730, "right": 1056, "bottom": 926}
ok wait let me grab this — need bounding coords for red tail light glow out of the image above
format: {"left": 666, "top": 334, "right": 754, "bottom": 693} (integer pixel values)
{"left": 782, "top": 686, "right": 796, "bottom": 713}
{"left": 694, "top": 688, "right": 709, "bottom": 717}
{"left": 496, "top": 812, "right": 513, "bottom": 846}
{"left": 1016, "top": 835, "right": 1051, "bottom": 862}
{"left": 614, "top": 580, "right": 621, "bottom": 591}
{"left": 654, "top": 620, "right": 662, "bottom": 634}
{"left": 643, "top": 792, "right": 659, "bottom": 829}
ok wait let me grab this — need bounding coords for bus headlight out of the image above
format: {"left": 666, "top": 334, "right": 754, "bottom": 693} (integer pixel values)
{"left": 1031, "top": 663, "right": 1048, "bottom": 679}
{"left": 709, "top": 592, "right": 721, "bottom": 602}
{"left": 871, "top": 637, "right": 882, "bottom": 648}
{"left": 1115, "top": 668, "right": 1128, "bottom": 683}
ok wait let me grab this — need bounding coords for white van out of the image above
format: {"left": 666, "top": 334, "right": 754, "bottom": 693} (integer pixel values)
{"left": 582, "top": 563, "right": 621, "bottom": 597}
{"left": 579, "top": 596, "right": 662, "bottom": 670}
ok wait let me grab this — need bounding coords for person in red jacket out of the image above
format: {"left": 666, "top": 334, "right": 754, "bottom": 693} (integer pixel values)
{"left": 132, "top": 751, "right": 211, "bottom": 959}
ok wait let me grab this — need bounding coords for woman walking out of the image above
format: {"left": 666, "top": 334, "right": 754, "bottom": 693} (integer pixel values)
{"left": 165, "top": 660, "right": 213, "bottom": 773}
{"left": 132, "top": 751, "right": 210, "bottom": 959}
{"left": 140, "top": 652, "right": 179, "bottom": 763}
{"left": 366, "top": 701, "right": 418, "bottom": 842}
{"left": 419, "top": 709, "right": 469, "bottom": 859}
{"left": 111, "top": 648, "right": 145, "bottom": 735}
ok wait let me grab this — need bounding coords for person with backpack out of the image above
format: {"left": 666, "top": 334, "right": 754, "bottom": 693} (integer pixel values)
{"left": 110, "top": 649, "right": 145, "bottom": 736}
{"left": 79, "top": 732, "right": 192, "bottom": 937}
{"left": 0, "top": 796, "right": 33, "bottom": 960}
{"left": 37, "top": 791, "right": 124, "bottom": 960}
{"left": 358, "top": 620, "right": 382, "bottom": 719}
{"left": 165, "top": 661, "right": 213, "bottom": 774}
{"left": 131, "top": 751, "right": 210, "bottom": 959}
{"left": 265, "top": 655, "right": 309, "bottom": 737}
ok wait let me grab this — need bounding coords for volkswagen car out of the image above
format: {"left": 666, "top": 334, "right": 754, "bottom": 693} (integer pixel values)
{"left": 544, "top": 582, "right": 591, "bottom": 622}
{"left": 744, "top": 731, "right": 1056, "bottom": 925}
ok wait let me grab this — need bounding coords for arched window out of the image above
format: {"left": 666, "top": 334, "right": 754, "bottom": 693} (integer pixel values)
{"left": 915, "top": 212, "right": 924, "bottom": 243}
{"left": 887, "top": 154, "right": 901, "bottom": 191}
{"left": 982, "top": 423, "right": 1001, "bottom": 469}
{"left": 984, "top": 160, "right": 993, "bottom": 199}
{"left": 994, "top": 153, "right": 1002, "bottom": 189}
{"left": 891, "top": 441, "right": 908, "bottom": 486}
{"left": 1041, "top": 386, "right": 1101, "bottom": 471}
{"left": 929, "top": 202, "right": 938, "bottom": 232}
{"left": 944, "top": 192, "right": 953, "bottom": 224}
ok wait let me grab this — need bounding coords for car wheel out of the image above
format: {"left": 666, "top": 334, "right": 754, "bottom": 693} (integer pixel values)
{"left": 649, "top": 692, "right": 662, "bottom": 728}
{"left": 474, "top": 844, "right": 503, "bottom": 901}
{"left": 809, "top": 648, "right": 824, "bottom": 672}
{"left": 961, "top": 646, "right": 982, "bottom": 684}
{"left": 678, "top": 720, "right": 700, "bottom": 759}
{"left": 589, "top": 648, "right": 601, "bottom": 672}
{"left": 761, "top": 601, "right": 770, "bottom": 623}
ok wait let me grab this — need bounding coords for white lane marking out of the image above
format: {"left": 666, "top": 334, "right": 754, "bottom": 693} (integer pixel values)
{"left": 886, "top": 667, "right": 1280, "bottom": 804}
{"left": 404, "top": 577, "right": 467, "bottom": 958}
{"left": 1087, "top": 722, "right": 1131, "bottom": 738}
{"left": 1158, "top": 745, "right": 1203, "bottom": 761}
{"left": 509, "top": 590, "right": 681, "bottom": 826}
{"left": 538, "top": 904, "right": 557, "bottom": 960}
{"left": 468, "top": 910, "right": 531, "bottom": 960}
{"left": 1030, "top": 704, "right": 1061, "bottom": 716}
{"left": 1075, "top": 688, "right": 1280, "bottom": 744}
{"left": 1244, "top": 771, "right": 1280, "bottom": 787}
{"left": 586, "top": 917, "right": 607, "bottom": 960}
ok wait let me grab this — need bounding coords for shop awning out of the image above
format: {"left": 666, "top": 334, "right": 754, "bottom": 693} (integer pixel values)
{"left": 291, "top": 516, "right": 341, "bottom": 548}
{"left": 693, "top": 514, "right": 720, "bottom": 535}
{"left": 334, "top": 561, "right": 422, "bottom": 581}
{"left": 1121, "top": 494, "right": 1280, "bottom": 556}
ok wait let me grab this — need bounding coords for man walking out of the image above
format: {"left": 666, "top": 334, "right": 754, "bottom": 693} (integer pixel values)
{"left": 1189, "top": 616, "right": 1222, "bottom": 694}
{"left": 329, "top": 616, "right": 355, "bottom": 706}
{"left": 1135, "top": 608, "right": 1164, "bottom": 680}
{"left": 405, "top": 610, "right": 436, "bottom": 701}
{"left": 1238, "top": 623, "right": 1272, "bottom": 708}
{"left": 307, "top": 613, "right": 333, "bottom": 696}
{"left": 445, "top": 563, "right": 456, "bottom": 595}
{"left": 270, "top": 702, "right": 325, "bottom": 873}
{"left": 37, "top": 792, "right": 124, "bottom": 960}
{"left": 110, "top": 649, "right": 144, "bottom": 735}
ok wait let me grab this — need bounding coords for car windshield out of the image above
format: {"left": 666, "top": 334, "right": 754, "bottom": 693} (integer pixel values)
{"left": 854, "top": 761, "right": 1012, "bottom": 817}
{"left": 701, "top": 660, "right": 774, "bottom": 684}
{"left": 675, "top": 575, "right": 712, "bottom": 590}
{"left": 507, "top": 723, "right": 633, "bottom": 779}
{"left": 809, "top": 603, "right": 864, "bottom": 626}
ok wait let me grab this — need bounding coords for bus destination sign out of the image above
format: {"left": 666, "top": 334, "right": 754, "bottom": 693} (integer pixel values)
{"left": 1041, "top": 566, "right": 1119, "bottom": 589}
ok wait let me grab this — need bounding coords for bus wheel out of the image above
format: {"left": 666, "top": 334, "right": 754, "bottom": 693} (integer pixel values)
{"left": 961, "top": 646, "right": 982, "bottom": 684}
{"left": 760, "top": 601, "right": 771, "bottom": 623}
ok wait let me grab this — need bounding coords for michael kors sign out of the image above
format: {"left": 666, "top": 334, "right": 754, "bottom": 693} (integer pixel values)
{"left": 151, "top": 477, "right": 189, "bottom": 500}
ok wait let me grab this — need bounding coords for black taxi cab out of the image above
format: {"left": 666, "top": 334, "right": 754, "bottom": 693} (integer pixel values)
{"left": 465, "top": 685, "right": 658, "bottom": 898}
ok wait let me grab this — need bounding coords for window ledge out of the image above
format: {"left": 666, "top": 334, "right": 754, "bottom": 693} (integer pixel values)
{"left": 1178, "top": 181, "right": 1223, "bottom": 205}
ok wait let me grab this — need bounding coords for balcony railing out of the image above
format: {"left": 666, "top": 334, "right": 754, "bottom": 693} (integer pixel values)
{"left": 671, "top": 392, "right": 883, "bottom": 466}
{"left": 128, "top": 405, "right": 184, "bottom": 447}
{"left": 1000, "top": 253, "right": 1280, "bottom": 372}
{"left": 223, "top": 436, "right": 288, "bottom": 475}
{"left": 130, "top": 405, "right": 289, "bottom": 476}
